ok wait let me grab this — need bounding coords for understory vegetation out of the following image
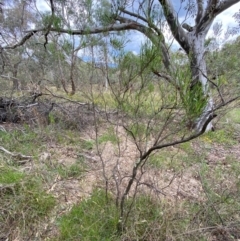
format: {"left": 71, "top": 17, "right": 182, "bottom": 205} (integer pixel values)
{"left": 0, "top": 92, "right": 239, "bottom": 240}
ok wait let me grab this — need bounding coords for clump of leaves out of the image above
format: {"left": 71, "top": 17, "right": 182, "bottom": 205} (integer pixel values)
{"left": 178, "top": 68, "right": 207, "bottom": 124}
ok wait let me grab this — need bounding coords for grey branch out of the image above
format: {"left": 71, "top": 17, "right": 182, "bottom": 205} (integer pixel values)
{"left": 0, "top": 75, "right": 21, "bottom": 81}
{"left": 4, "top": 32, "right": 34, "bottom": 49}
{"left": 119, "top": 7, "right": 148, "bottom": 23}
{"left": 182, "top": 23, "right": 194, "bottom": 32}
{"left": 119, "top": 7, "right": 162, "bottom": 36}
{"left": 214, "top": 0, "right": 240, "bottom": 15}
{"left": 25, "top": 23, "right": 138, "bottom": 35}
{"left": 140, "top": 113, "right": 217, "bottom": 161}
{"left": 0, "top": 146, "right": 32, "bottom": 162}
{"left": 196, "top": 0, "right": 204, "bottom": 23}
{"left": 197, "top": 0, "right": 240, "bottom": 33}
{"left": 4, "top": 23, "right": 136, "bottom": 49}
{"left": 158, "top": 0, "right": 190, "bottom": 53}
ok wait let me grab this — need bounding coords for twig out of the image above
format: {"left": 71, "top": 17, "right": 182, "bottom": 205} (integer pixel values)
{"left": 45, "top": 87, "right": 88, "bottom": 105}
{"left": 0, "top": 183, "right": 16, "bottom": 196}
{"left": 138, "top": 182, "right": 166, "bottom": 195}
{"left": 0, "top": 146, "right": 32, "bottom": 163}
{"left": 0, "top": 125, "right": 6, "bottom": 132}
{"left": 77, "top": 153, "right": 99, "bottom": 162}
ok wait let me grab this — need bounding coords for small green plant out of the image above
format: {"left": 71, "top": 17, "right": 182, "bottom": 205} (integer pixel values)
{"left": 57, "top": 163, "right": 84, "bottom": 179}
{"left": 0, "top": 173, "right": 56, "bottom": 240}
{"left": 98, "top": 127, "right": 119, "bottom": 144}
{"left": 80, "top": 139, "right": 94, "bottom": 150}
{"left": 58, "top": 189, "right": 119, "bottom": 240}
{"left": 93, "top": 91, "right": 117, "bottom": 109}
{"left": 148, "top": 151, "right": 172, "bottom": 169}
{"left": 147, "top": 147, "right": 194, "bottom": 171}
{"left": 228, "top": 108, "right": 240, "bottom": 124}
{"left": 19, "top": 178, "right": 56, "bottom": 217}
{"left": 179, "top": 141, "right": 193, "bottom": 153}
{"left": 0, "top": 127, "right": 41, "bottom": 155}
{"left": 0, "top": 166, "right": 24, "bottom": 184}
{"left": 202, "top": 128, "right": 237, "bottom": 146}
{"left": 48, "top": 112, "right": 56, "bottom": 124}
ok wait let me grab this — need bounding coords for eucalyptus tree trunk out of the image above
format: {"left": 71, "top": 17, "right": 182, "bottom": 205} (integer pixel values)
{"left": 188, "top": 30, "right": 213, "bottom": 132}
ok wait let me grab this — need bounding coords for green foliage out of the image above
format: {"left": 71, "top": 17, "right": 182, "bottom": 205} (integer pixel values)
{"left": 61, "top": 39, "right": 72, "bottom": 53}
{"left": 202, "top": 128, "right": 237, "bottom": 146}
{"left": 228, "top": 108, "right": 240, "bottom": 124}
{"left": 0, "top": 169, "right": 56, "bottom": 238}
{"left": 96, "top": 0, "right": 114, "bottom": 26}
{"left": 122, "top": 195, "right": 166, "bottom": 240}
{"left": 48, "top": 112, "right": 56, "bottom": 124}
{"left": 93, "top": 91, "right": 118, "bottom": 109}
{"left": 177, "top": 67, "right": 207, "bottom": 122}
{"left": 57, "top": 163, "right": 85, "bottom": 179}
{"left": 98, "top": 127, "right": 119, "bottom": 144}
{"left": 121, "top": 195, "right": 208, "bottom": 241}
{"left": 179, "top": 141, "right": 192, "bottom": 153}
{"left": 58, "top": 189, "right": 119, "bottom": 240}
{"left": 139, "top": 41, "right": 162, "bottom": 72}
{"left": 80, "top": 139, "right": 94, "bottom": 150}
{"left": 128, "top": 122, "right": 150, "bottom": 141}
{"left": 42, "top": 13, "right": 62, "bottom": 29}
{"left": 0, "top": 127, "right": 40, "bottom": 155}
{"left": 147, "top": 145, "right": 195, "bottom": 171}
{"left": 18, "top": 178, "right": 56, "bottom": 217}
{"left": 206, "top": 37, "right": 240, "bottom": 87}
{"left": 0, "top": 166, "right": 24, "bottom": 184}
{"left": 110, "top": 38, "right": 126, "bottom": 50}
{"left": 195, "top": 162, "right": 240, "bottom": 228}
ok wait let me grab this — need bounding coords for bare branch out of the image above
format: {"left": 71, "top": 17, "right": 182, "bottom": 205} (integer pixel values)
{"left": 196, "top": 0, "right": 204, "bottom": 23}
{"left": 196, "top": 68, "right": 225, "bottom": 103}
{"left": 4, "top": 23, "right": 135, "bottom": 49}
{"left": 116, "top": 16, "right": 172, "bottom": 70}
{"left": 215, "top": 0, "right": 240, "bottom": 15}
{"left": 4, "top": 32, "right": 34, "bottom": 49}
{"left": 197, "top": 0, "right": 240, "bottom": 33}
{"left": 119, "top": 7, "right": 162, "bottom": 36}
{"left": 158, "top": 0, "right": 190, "bottom": 53}
{"left": 0, "top": 146, "right": 32, "bottom": 163}
{"left": 140, "top": 93, "right": 240, "bottom": 162}
{"left": 182, "top": 23, "right": 194, "bottom": 32}
{"left": 25, "top": 23, "right": 137, "bottom": 35}
{"left": 119, "top": 7, "right": 148, "bottom": 23}
{"left": 0, "top": 75, "right": 21, "bottom": 81}
{"left": 140, "top": 113, "right": 217, "bottom": 161}
{"left": 152, "top": 70, "right": 179, "bottom": 88}
{"left": 43, "top": 0, "right": 55, "bottom": 48}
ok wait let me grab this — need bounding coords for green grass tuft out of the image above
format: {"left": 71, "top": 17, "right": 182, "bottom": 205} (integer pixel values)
{"left": 0, "top": 166, "right": 24, "bottom": 184}
{"left": 57, "top": 163, "right": 85, "bottom": 179}
{"left": 0, "top": 170, "right": 56, "bottom": 239}
{"left": 58, "top": 189, "right": 119, "bottom": 240}
{"left": 98, "top": 127, "right": 119, "bottom": 144}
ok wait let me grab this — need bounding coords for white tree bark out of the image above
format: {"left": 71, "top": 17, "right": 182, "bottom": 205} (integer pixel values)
{"left": 188, "top": 30, "right": 213, "bottom": 131}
